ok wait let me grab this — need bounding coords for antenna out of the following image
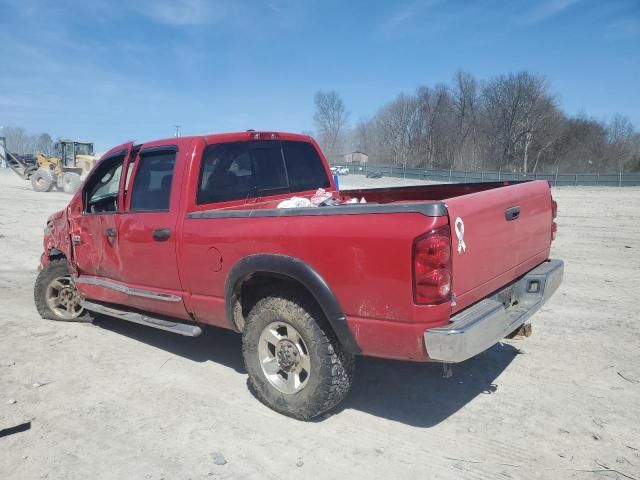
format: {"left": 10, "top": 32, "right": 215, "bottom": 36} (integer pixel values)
{"left": 174, "top": 125, "right": 182, "bottom": 138}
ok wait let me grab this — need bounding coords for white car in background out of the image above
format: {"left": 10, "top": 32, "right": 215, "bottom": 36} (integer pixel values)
{"left": 331, "top": 166, "right": 349, "bottom": 175}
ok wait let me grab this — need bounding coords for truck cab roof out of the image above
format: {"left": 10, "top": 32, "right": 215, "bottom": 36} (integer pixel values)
{"left": 100, "top": 132, "right": 315, "bottom": 161}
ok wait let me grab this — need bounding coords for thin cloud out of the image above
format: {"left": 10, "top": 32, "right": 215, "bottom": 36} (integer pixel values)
{"left": 133, "top": 0, "right": 230, "bottom": 26}
{"left": 266, "top": 0, "right": 309, "bottom": 31}
{"left": 523, "top": 0, "right": 583, "bottom": 25}
{"left": 129, "top": 0, "right": 306, "bottom": 30}
{"left": 380, "top": 0, "right": 442, "bottom": 35}
{"left": 605, "top": 18, "right": 640, "bottom": 40}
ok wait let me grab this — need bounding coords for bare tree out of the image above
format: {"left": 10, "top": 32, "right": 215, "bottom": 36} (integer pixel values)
{"left": 550, "top": 115, "right": 607, "bottom": 173}
{"left": 353, "top": 119, "right": 372, "bottom": 153}
{"left": 2, "top": 127, "right": 56, "bottom": 156}
{"left": 451, "top": 71, "right": 480, "bottom": 170}
{"left": 481, "top": 72, "right": 556, "bottom": 172}
{"left": 627, "top": 133, "right": 640, "bottom": 171}
{"left": 425, "top": 85, "right": 457, "bottom": 168}
{"left": 607, "top": 115, "right": 635, "bottom": 180}
{"left": 313, "top": 91, "right": 349, "bottom": 161}
{"left": 312, "top": 71, "right": 640, "bottom": 174}
{"left": 376, "top": 93, "right": 422, "bottom": 170}
{"left": 528, "top": 106, "right": 565, "bottom": 173}
{"left": 36, "top": 133, "right": 54, "bottom": 156}
{"left": 348, "top": 118, "right": 386, "bottom": 164}
{"left": 2, "top": 126, "right": 32, "bottom": 154}
{"left": 415, "top": 86, "right": 438, "bottom": 166}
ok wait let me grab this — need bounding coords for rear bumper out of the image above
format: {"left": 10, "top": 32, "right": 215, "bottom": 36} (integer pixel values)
{"left": 424, "top": 259, "right": 564, "bottom": 363}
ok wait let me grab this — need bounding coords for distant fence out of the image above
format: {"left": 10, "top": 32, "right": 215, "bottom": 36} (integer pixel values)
{"left": 349, "top": 164, "right": 640, "bottom": 187}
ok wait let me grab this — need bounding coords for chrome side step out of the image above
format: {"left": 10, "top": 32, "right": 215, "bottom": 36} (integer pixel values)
{"left": 75, "top": 276, "right": 182, "bottom": 303}
{"left": 83, "top": 301, "right": 202, "bottom": 337}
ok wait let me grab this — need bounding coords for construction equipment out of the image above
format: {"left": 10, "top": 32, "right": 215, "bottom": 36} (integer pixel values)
{"left": 1, "top": 139, "right": 97, "bottom": 193}
{"left": 32, "top": 140, "right": 96, "bottom": 193}
{"left": 1, "top": 147, "right": 37, "bottom": 180}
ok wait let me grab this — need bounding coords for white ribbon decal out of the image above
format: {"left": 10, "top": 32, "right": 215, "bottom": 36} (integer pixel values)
{"left": 454, "top": 217, "right": 466, "bottom": 254}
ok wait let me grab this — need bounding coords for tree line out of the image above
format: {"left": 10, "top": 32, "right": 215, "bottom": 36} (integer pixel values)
{"left": 1, "top": 126, "right": 55, "bottom": 156}
{"left": 313, "top": 71, "right": 640, "bottom": 174}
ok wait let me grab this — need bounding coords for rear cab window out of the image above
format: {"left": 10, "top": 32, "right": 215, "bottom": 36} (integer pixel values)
{"left": 196, "top": 140, "right": 330, "bottom": 205}
{"left": 282, "top": 141, "right": 330, "bottom": 192}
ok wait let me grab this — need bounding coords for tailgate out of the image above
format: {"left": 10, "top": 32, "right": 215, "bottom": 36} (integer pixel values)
{"left": 445, "top": 181, "right": 552, "bottom": 312}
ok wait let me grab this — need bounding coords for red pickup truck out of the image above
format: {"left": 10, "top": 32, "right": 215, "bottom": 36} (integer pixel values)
{"left": 35, "top": 131, "right": 563, "bottom": 419}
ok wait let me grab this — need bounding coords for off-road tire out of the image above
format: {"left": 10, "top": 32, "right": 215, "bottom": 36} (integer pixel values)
{"left": 31, "top": 169, "right": 53, "bottom": 192}
{"left": 242, "top": 290, "right": 355, "bottom": 420}
{"left": 62, "top": 172, "right": 82, "bottom": 194}
{"left": 34, "top": 258, "right": 91, "bottom": 322}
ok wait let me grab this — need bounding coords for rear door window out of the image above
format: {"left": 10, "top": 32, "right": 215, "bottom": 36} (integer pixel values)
{"left": 129, "top": 150, "right": 176, "bottom": 211}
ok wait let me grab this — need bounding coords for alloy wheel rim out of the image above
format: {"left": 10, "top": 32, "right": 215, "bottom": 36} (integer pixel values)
{"left": 45, "top": 275, "right": 84, "bottom": 320}
{"left": 258, "top": 322, "right": 311, "bottom": 394}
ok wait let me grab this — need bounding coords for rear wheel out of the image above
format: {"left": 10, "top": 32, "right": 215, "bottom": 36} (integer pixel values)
{"left": 34, "top": 258, "right": 90, "bottom": 321}
{"left": 31, "top": 169, "right": 53, "bottom": 192}
{"left": 62, "top": 172, "right": 82, "bottom": 194}
{"left": 242, "top": 291, "right": 355, "bottom": 420}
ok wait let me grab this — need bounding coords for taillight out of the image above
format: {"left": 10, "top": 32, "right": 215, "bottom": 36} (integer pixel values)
{"left": 413, "top": 226, "right": 452, "bottom": 304}
{"left": 551, "top": 198, "right": 558, "bottom": 241}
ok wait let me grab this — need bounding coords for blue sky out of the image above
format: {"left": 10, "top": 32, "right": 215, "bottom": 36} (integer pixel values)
{"left": 1, "top": 0, "right": 639, "bottom": 152}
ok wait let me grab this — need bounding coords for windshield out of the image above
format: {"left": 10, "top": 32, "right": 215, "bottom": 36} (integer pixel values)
{"left": 75, "top": 143, "right": 94, "bottom": 156}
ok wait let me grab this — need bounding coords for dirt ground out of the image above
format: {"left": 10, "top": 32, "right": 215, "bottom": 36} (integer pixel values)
{"left": 1, "top": 169, "right": 639, "bottom": 480}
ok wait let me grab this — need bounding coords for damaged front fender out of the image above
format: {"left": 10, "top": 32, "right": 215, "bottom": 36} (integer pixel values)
{"left": 41, "top": 208, "right": 72, "bottom": 269}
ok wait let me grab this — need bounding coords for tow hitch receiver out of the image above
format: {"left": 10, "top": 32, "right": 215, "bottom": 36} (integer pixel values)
{"left": 507, "top": 323, "right": 532, "bottom": 339}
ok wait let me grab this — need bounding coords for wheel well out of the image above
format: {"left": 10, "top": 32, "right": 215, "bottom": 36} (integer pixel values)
{"left": 225, "top": 255, "right": 361, "bottom": 354}
{"left": 48, "top": 248, "right": 66, "bottom": 261}
{"left": 232, "top": 273, "right": 326, "bottom": 334}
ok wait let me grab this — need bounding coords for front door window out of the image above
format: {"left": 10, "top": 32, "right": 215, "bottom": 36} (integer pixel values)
{"left": 84, "top": 157, "right": 124, "bottom": 214}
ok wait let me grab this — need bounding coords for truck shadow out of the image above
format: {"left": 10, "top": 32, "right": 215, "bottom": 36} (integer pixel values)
{"left": 93, "top": 315, "right": 519, "bottom": 427}
{"left": 92, "top": 315, "right": 247, "bottom": 374}
{"left": 339, "top": 343, "right": 520, "bottom": 427}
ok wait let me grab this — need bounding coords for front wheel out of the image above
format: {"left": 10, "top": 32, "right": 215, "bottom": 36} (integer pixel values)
{"left": 31, "top": 169, "right": 53, "bottom": 192}
{"left": 242, "top": 291, "right": 355, "bottom": 420}
{"left": 34, "top": 258, "right": 90, "bottom": 321}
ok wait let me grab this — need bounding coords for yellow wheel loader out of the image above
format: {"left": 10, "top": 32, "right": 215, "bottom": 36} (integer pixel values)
{"left": 29, "top": 140, "right": 96, "bottom": 193}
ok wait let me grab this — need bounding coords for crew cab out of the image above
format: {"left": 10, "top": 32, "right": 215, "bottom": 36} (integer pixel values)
{"left": 35, "top": 131, "right": 563, "bottom": 419}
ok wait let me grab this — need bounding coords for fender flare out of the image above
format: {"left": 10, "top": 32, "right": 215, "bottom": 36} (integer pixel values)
{"left": 225, "top": 254, "right": 360, "bottom": 354}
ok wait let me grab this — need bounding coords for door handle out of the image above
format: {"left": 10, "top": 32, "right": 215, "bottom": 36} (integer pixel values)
{"left": 152, "top": 228, "right": 171, "bottom": 241}
{"left": 505, "top": 206, "right": 521, "bottom": 221}
{"left": 105, "top": 227, "right": 117, "bottom": 238}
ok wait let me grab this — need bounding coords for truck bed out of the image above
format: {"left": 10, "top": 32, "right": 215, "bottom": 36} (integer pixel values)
{"left": 341, "top": 180, "right": 554, "bottom": 312}
{"left": 339, "top": 180, "right": 521, "bottom": 203}
{"left": 183, "top": 179, "right": 554, "bottom": 359}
